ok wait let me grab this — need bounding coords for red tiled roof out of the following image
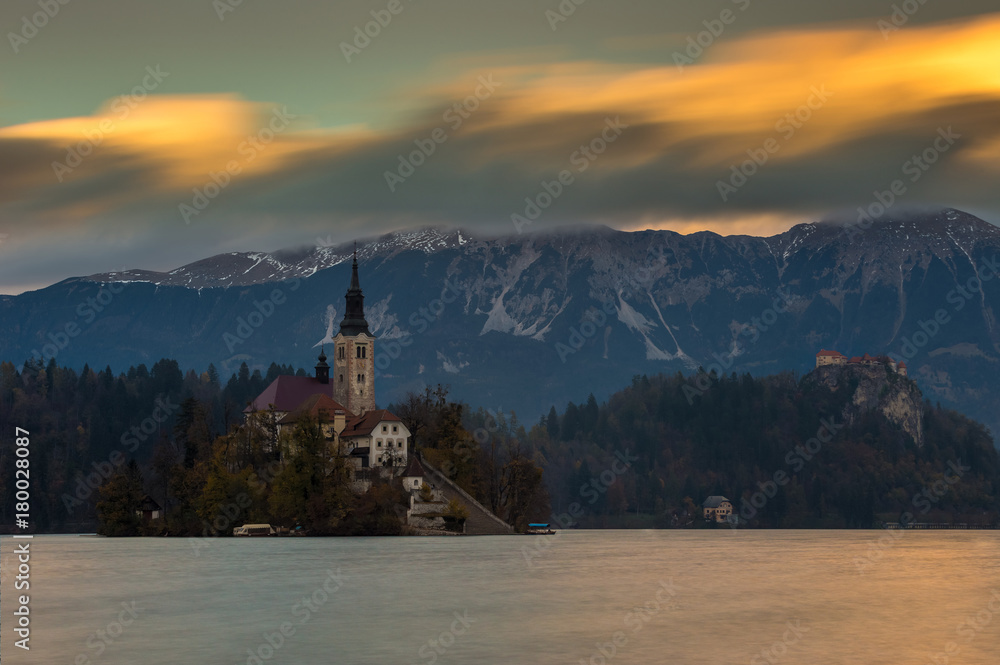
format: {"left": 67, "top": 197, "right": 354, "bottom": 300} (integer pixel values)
{"left": 277, "top": 393, "right": 349, "bottom": 425}
{"left": 341, "top": 409, "right": 403, "bottom": 438}
{"left": 816, "top": 349, "right": 845, "bottom": 357}
{"left": 848, "top": 357, "right": 862, "bottom": 364}
{"left": 402, "top": 455, "right": 425, "bottom": 478}
{"left": 244, "top": 376, "right": 337, "bottom": 414}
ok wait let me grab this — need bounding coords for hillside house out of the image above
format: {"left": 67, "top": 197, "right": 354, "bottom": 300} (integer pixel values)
{"left": 703, "top": 496, "right": 733, "bottom": 523}
{"left": 138, "top": 495, "right": 162, "bottom": 522}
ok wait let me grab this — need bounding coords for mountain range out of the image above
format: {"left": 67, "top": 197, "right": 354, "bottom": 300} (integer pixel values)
{"left": 1, "top": 208, "right": 998, "bottom": 443}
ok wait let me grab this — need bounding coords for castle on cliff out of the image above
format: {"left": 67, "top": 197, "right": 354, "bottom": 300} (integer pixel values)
{"left": 815, "top": 349, "right": 907, "bottom": 376}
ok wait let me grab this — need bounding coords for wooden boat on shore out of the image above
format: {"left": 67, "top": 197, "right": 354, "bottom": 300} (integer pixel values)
{"left": 526, "top": 523, "right": 555, "bottom": 535}
{"left": 233, "top": 524, "right": 275, "bottom": 537}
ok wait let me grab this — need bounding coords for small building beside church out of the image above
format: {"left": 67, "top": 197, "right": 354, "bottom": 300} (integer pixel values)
{"left": 401, "top": 455, "right": 427, "bottom": 493}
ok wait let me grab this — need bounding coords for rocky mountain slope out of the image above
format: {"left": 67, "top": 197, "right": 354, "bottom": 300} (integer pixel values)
{"left": 1, "top": 208, "right": 998, "bottom": 442}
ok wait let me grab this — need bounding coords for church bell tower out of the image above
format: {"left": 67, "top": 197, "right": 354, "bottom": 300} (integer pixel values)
{"left": 332, "top": 247, "right": 375, "bottom": 415}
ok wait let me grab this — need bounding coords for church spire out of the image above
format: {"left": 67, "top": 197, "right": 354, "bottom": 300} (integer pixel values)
{"left": 339, "top": 244, "right": 370, "bottom": 336}
{"left": 315, "top": 345, "right": 329, "bottom": 384}
{"left": 332, "top": 245, "right": 375, "bottom": 416}
{"left": 349, "top": 243, "right": 361, "bottom": 291}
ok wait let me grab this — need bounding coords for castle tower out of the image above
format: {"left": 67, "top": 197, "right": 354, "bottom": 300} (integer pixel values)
{"left": 332, "top": 248, "right": 375, "bottom": 415}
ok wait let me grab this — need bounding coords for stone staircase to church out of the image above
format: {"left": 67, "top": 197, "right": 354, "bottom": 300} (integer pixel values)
{"left": 420, "top": 459, "right": 514, "bottom": 535}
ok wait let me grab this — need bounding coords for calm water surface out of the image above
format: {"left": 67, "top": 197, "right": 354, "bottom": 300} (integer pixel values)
{"left": 1, "top": 531, "right": 998, "bottom": 664}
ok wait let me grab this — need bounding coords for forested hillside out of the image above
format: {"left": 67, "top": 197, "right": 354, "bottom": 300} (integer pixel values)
{"left": 0, "top": 359, "right": 548, "bottom": 534}
{"left": 536, "top": 367, "right": 1000, "bottom": 527}
{"left": 0, "top": 358, "right": 301, "bottom": 531}
{"left": 2, "top": 358, "right": 997, "bottom": 532}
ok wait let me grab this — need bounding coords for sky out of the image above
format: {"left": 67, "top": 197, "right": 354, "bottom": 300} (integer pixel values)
{"left": 1, "top": 0, "right": 1000, "bottom": 294}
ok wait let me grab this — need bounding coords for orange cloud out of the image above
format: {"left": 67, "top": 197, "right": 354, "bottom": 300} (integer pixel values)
{"left": 415, "top": 13, "right": 1000, "bottom": 171}
{"left": 0, "top": 96, "right": 374, "bottom": 220}
{"left": 1, "top": 13, "right": 999, "bottom": 238}
{"left": 0, "top": 96, "right": 311, "bottom": 188}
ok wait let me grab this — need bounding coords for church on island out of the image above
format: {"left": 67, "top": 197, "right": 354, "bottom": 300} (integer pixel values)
{"left": 239, "top": 251, "right": 516, "bottom": 535}
{"left": 243, "top": 251, "right": 414, "bottom": 490}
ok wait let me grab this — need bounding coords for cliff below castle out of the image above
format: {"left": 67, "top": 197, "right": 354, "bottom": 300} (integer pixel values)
{"left": 804, "top": 364, "right": 925, "bottom": 448}
{"left": 537, "top": 367, "right": 999, "bottom": 528}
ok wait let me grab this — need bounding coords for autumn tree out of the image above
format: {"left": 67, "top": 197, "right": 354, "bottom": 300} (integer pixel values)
{"left": 268, "top": 414, "right": 352, "bottom": 533}
{"left": 96, "top": 460, "right": 145, "bottom": 536}
{"left": 149, "top": 435, "right": 178, "bottom": 520}
{"left": 175, "top": 397, "right": 214, "bottom": 468}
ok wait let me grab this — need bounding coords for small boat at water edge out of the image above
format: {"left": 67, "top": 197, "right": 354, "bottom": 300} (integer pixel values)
{"left": 526, "top": 523, "right": 556, "bottom": 535}
{"left": 233, "top": 524, "right": 276, "bottom": 536}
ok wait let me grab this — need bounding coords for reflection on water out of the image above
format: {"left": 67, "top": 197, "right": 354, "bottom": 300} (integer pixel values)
{"left": 1, "top": 530, "right": 998, "bottom": 664}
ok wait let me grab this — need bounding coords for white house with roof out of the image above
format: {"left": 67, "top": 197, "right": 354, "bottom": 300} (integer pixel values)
{"left": 339, "top": 408, "right": 411, "bottom": 470}
{"left": 703, "top": 496, "right": 733, "bottom": 522}
{"left": 401, "top": 455, "right": 427, "bottom": 492}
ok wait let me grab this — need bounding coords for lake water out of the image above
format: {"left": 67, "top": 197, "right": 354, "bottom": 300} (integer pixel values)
{"left": 1, "top": 530, "right": 999, "bottom": 664}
